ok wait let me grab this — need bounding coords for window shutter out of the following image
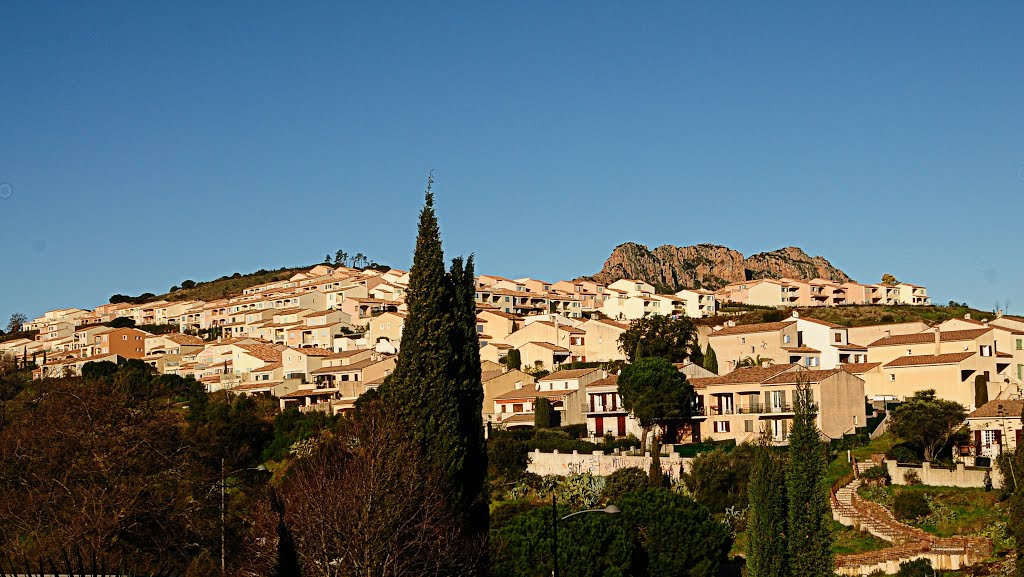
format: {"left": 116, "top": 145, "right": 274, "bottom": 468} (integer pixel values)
{"left": 780, "top": 391, "right": 787, "bottom": 409}
{"left": 994, "top": 430, "right": 1002, "bottom": 444}
{"left": 1016, "top": 429, "right": 1022, "bottom": 445}
{"left": 725, "top": 421, "right": 731, "bottom": 433}
{"left": 975, "top": 430, "right": 982, "bottom": 454}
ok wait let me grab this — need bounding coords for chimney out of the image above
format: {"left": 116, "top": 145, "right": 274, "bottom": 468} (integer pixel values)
{"left": 792, "top": 311, "right": 799, "bottom": 318}
{"left": 884, "top": 330, "right": 891, "bottom": 338}
{"left": 964, "top": 313, "right": 971, "bottom": 320}
{"left": 983, "top": 320, "right": 989, "bottom": 328}
{"left": 934, "top": 326, "right": 941, "bottom": 355}
{"left": 997, "top": 309, "right": 1004, "bottom": 318}
{"left": 514, "top": 381, "right": 523, "bottom": 390}
{"left": 727, "top": 320, "right": 737, "bottom": 328}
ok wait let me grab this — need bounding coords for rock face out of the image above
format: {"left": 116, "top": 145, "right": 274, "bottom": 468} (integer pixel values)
{"left": 590, "top": 242, "right": 851, "bottom": 291}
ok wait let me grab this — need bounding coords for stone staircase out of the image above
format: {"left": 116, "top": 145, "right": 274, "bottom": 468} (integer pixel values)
{"left": 830, "top": 458, "right": 992, "bottom": 576}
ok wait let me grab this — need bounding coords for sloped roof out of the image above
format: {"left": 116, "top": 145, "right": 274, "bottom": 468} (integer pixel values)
{"left": 883, "top": 352, "right": 975, "bottom": 368}
{"left": 968, "top": 399, "right": 1024, "bottom": 419}
{"left": 868, "top": 328, "right": 991, "bottom": 347}
{"left": 712, "top": 321, "right": 795, "bottom": 337}
{"left": 540, "top": 368, "right": 601, "bottom": 381}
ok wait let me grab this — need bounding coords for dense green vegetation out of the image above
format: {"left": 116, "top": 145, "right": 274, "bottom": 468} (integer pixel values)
{"left": 697, "top": 303, "right": 1001, "bottom": 328}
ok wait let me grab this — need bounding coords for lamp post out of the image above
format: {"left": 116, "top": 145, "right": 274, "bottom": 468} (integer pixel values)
{"left": 220, "top": 459, "right": 269, "bottom": 576}
{"left": 550, "top": 494, "right": 621, "bottom": 577}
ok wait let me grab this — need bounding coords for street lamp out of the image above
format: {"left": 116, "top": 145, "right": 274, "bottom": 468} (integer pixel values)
{"left": 550, "top": 494, "right": 621, "bottom": 577}
{"left": 220, "top": 459, "right": 269, "bottom": 576}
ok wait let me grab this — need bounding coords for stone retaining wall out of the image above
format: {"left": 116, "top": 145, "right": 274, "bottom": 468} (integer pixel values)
{"left": 526, "top": 449, "right": 692, "bottom": 481}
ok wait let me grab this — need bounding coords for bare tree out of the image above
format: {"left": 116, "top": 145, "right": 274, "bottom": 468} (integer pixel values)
{"left": 6, "top": 312, "right": 27, "bottom": 334}
{"left": 278, "top": 404, "right": 485, "bottom": 577}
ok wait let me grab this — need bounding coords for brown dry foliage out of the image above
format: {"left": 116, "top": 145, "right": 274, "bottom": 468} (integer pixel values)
{"left": 259, "top": 403, "right": 486, "bottom": 577}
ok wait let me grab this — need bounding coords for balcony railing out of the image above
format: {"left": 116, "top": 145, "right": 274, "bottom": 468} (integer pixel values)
{"left": 706, "top": 402, "right": 817, "bottom": 416}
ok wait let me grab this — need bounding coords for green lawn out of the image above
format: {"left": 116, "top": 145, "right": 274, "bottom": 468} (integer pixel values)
{"left": 830, "top": 519, "right": 891, "bottom": 556}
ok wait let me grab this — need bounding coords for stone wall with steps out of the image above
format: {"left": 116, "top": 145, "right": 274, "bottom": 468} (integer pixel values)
{"left": 831, "top": 458, "right": 992, "bottom": 576}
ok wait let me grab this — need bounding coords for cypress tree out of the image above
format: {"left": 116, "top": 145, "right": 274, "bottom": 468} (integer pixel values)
{"left": 747, "top": 428, "right": 788, "bottom": 577}
{"left": 448, "top": 254, "right": 487, "bottom": 533}
{"left": 534, "top": 397, "right": 553, "bottom": 429}
{"left": 703, "top": 344, "right": 718, "bottom": 375}
{"left": 379, "top": 180, "right": 487, "bottom": 552}
{"left": 1010, "top": 403, "right": 1024, "bottom": 577}
{"left": 786, "top": 383, "right": 833, "bottom": 577}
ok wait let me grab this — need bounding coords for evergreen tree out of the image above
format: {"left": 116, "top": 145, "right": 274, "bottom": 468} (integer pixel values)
{"left": 505, "top": 349, "right": 522, "bottom": 371}
{"left": 534, "top": 397, "right": 553, "bottom": 429}
{"left": 786, "top": 382, "right": 833, "bottom": 577}
{"left": 448, "top": 254, "right": 488, "bottom": 533}
{"left": 1010, "top": 404, "right": 1024, "bottom": 577}
{"left": 747, "top": 428, "right": 788, "bottom": 577}
{"left": 378, "top": 181, "right": 487, "bottom": 555}
{"left": 703, "top": 344, "right": 718, "bottom": 375}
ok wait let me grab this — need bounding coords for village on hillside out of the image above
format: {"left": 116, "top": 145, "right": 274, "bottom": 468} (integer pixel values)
{"left": 3, "top": 265, "right": 1020, "bottom": 465}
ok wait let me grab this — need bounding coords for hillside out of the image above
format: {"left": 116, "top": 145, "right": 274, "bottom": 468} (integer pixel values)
{"left": 590, "top": 242, "right": 851, "bottom": 291}
{"left": 107, "top": 264, "right": 323, "bottom": 306}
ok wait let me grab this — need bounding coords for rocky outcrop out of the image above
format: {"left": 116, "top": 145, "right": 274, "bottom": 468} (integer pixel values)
{"left": 590, "top": 243, "right": 851, "bottom": 291}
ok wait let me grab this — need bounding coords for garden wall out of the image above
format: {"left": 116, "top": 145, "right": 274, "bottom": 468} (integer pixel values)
{"left": 527, "top": 449, "right": 692, "bottom": 481}
{"left": 884, "top": 460, "right": 1000, "bottom": 489}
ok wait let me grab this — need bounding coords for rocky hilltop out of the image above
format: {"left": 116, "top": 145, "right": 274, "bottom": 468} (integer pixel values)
{"left": 590, "top": 242, "right": 851, "bottom": 291}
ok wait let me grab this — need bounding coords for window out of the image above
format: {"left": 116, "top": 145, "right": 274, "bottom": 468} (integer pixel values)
{"left": 740, "top": 337, "right": 746, "bottom": 344}
{"left": 512, "top": 403, "right": 523, "bottom": 413}
{"left": 834, "top": 332, "right": 842, "bottom": 343}
{"left": 745, "top": 420, "right": 754, "bottom": 432}
{"left": 889, "top": 374, "right": 896, "bottom": 382}
{"left": 1017, "top": 339, "right": 1022, "bottom": 351}
{"left": 713, "top": 421, "right": 730, "bottom": 433}
{"left": 784, "top": 335, "right": 791, "bottom": 344}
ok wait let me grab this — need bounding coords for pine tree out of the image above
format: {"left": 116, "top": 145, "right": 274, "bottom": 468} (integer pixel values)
{"left": 747, "top": 428, "right": 788, "bottom": 577}
{"left": 703, "top": 344, "right": 719, "bottom": 375}
{"left": 786, "top": 382, "right": 833, "bottom": 577}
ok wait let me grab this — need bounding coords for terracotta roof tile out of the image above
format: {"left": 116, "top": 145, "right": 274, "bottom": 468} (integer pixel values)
{"left": 761, "top": 368, "right": 842, "bottom": 385}
{"left": 841, "top": 362, "right": 881, "bottom": 374}
{"left": 883, "top": 352, "right": 976, "bottom": 367}
{"left": 694, "top": 364, "right": 795, "bottom": 386}
{"left": 525, "top": 342, "right": 569, "bottom": 352}
{"left": 712, "top": 321, "right": 795, "bottom": 337}
{"left": 540, "top": 368, "right": 602, "bottom": 381}
{"left": 868, "top": 328, "right": 992, "bottom": 347}
{"left": 968, "top": 400, "right": 1024, "bottom": 419}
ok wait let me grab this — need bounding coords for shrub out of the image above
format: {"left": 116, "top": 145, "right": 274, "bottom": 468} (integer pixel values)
{"left": 896, "top": 558, "right": 933, "bottom": 577}
{"left": 893, "top": 490, "right": 930, "bottom": 520}
{"left": 559, "top": 423, "right": 588, "bottom": 439}
{"left": 488, "top": 433, "right": 530, "bottom": 480}
{"left": 859, "top": 464, "right": 890, "bottom": 486}
{"left": 886, "top": 443, "right": 921, "bottom": 464}
{"left": 902, "top": 470, "right": 921, "bottom": 485}
{"left": 602, "top": 466, "right": 649, "bottom": 502}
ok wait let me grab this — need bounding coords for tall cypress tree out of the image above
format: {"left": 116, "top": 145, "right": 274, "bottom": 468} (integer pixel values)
{"left": 703, "top": 344, "right": 718, "bottom": 375}
{"left": 787, "top": 383, "right": 833, "bottom": 577}
{"left": 449, "top": 254, "right": 487, "bottom": 532}
{"left": 379, "top": 180, "right": 487, "bottom": 551}
{"left": 747, "top": 428, "right": 788, "bottom": 577}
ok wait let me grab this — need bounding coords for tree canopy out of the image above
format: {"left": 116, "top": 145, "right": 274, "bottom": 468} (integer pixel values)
{"left": 617, "top": 357, "right": 692, "bottom": 450}
{"left": 617, "top": 315, "right": 700, "bottom": 363}
{"left": 888, "top": 389, "right": 968, "bottom": 461}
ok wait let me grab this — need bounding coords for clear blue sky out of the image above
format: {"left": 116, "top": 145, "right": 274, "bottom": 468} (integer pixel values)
{"left": 2, "top": 2, "right": 1023, "bottom": 324}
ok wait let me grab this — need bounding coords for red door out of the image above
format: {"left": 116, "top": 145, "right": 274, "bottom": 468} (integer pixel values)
{"left": 617, "top": 415, "right": 626, "bottom": 437}
{"left": 595, "top": 417, "right": 604, "bottom": 436}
